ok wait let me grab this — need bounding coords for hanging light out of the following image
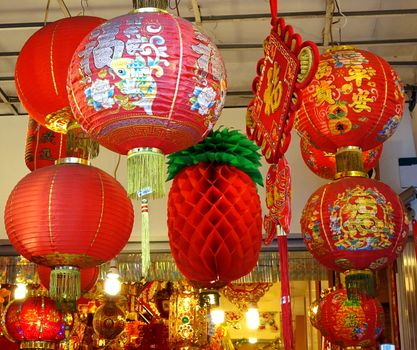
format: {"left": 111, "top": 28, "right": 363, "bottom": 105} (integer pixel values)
{"left": 210, "top": 307, "right": 225, "bottom": 325}
{"left": 246, "top": 304, "right": 260, "bottom": 330}
{"left": 104, "top": 260, "right": 121, "bottom": 296}
{"left": 248, "top": 338, "right": 258, "bottom": 344}
{"left": 14, "top": 283, "right": 27, "bottom": 300}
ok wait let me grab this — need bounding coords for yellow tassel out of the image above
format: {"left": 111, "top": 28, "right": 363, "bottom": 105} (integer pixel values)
{"left": 50, "top": 266, "right": 80, "bottom": 311}
{"left": 141, "top": 199, "right": 151, "bottom": 279}
{"left": 335, "top": 146, "right": 367, "bottom": 179}
{"left": 127, "top": 147, "right": 165, "bottom": 200}
{"left": 66, "top": 121, "right": 99, "bottom": 160}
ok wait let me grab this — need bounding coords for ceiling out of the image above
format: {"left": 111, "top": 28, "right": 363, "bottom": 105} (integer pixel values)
{"left": 0, "top": 0, "right": 417, "bottom": 116}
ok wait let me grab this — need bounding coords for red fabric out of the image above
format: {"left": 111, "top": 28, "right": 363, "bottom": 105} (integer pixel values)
{"left": 4, "top": 296, "right": 70, "bottom": 343}
{"left": 15, "top": 16, "right": 106, "bottom": 127}
{"left": 137, "top": 323, "right": 169, "bottom": 349}
{"left": 25, "top": 117, "right": 67, "bottom": 171}
{"left": 68, "top": 12, "right": 227, "bottom": 156}
{"left": 4, "top": 163, "right": 133, "bottom": 268}
{"left": 168, "top": 163, "right": 262, "bottom": 288}
{"left": 300, "top": 137, "right": 383, "bottom": 180}
{"left": 0, "top": 337, "right": 19, "bottom": 350}
{"left": 301, "top": 176, "right": 408, "bottom": 272}
{"left": 264, "top": 158, "right": 292, "bottom": 244}
{"left": 295, "top": 47, "right": 405, "bottom": 153}
{"left": 37, "top": 265, "right": 99, "bottom": 294}
{"left": 318, "top": 288, "right": 384, "bottom": 348}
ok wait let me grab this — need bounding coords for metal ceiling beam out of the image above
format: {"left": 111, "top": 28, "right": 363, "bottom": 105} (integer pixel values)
{"left": 0, "top": 87, "right": 19, "bottom": 115}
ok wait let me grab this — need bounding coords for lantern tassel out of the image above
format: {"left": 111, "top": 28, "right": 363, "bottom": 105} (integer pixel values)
{"left": 335, "top": 146, "right": 366, "bottom": 178}
{"left": 66, "top": 121, "right": 99, "bottom": 160}
{"left": 344, "top": 269, "right": 376, "bottom": 299}
{"left": 127, "top": 147, "right": 165, "bottom": 200}
{"left": 141, "top": 199, "right": 151, "bottom": 278}
{"left": 50, "top": 266, "right": 81, "bottom": 311}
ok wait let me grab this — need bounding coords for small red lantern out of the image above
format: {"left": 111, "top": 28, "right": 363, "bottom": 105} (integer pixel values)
{"left": 315, "top": 288, "right": 384, "bottom": 348}
{"left": 37, "top": 265, "right": 99, "bottom": 295}
{"left": 301, "top": 176, "right": 408, "bottom": 296}
{"left": 25, "top": 117, "right": 67, "bottom": 171}
{"left": 93, "top": 301, "right": 126, "bottom": 340}
{"left": 300, "top": 137, "right": 382, "bottom": 180}
{"left": 68, "top": 5, "right": 227, "bottom": 199}
{"left": 4, "top": 159, "right": 133, "bottom": 304}
{"left": 16, "top": 16, "right": 106, "bottom": 133}
{"left": 295, "top": 46, "right": 404, "bottom": 153}
{"left": 2, "top": 296, "right": 73, "bottom": 349}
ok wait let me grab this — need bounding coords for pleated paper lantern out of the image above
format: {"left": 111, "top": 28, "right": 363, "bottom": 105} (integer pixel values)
{"left": 37, "top": 265, "right": 99, "bottom": 295}
{"left": 15, "top": 16, "right": 106, "bottom": 133}
{"left": 295, "top": 46, "right": 404, "bottom": 153}
{"left": 67, "top": 2, "right": 227, "bottom": 200}
{"left": 300, "top": 137, "right": 382, "bottom": 180}
{"left": 25, "top": 117, "right": 67, "bottom": 171}
{"left": 93, "top": 301, "right": 126, "bottom": 340}
{"left": 301, "top": 176, "right": 408, "bottom": 296}
{"left": 2, "top": 296, "right": 73, "bottom": 349}
{"left": 4, "top": 158, "right": 133, "bottom": 305}
{"left": 315, "top": 288, "right": 384, "bottom": 348}
{"left": 167, "top": 129, "right": 263, "bottom": 288}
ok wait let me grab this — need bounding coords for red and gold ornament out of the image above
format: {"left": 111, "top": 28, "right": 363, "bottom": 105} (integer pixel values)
{"left": 93, "top": 300, "right": 126, "bottom": 341}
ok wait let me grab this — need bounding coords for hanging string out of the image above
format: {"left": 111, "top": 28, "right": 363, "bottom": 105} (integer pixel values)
{"left": 269, "top": 0, "right": 278, "bottom": 27}
{"left": 43, "top": 0, "right": 51, "bottom": 26}
{"left": 169, "top": 0, "right": 181, "bottom": 16}
{"left": 113, "top": 154, "right": 121, "bottom": 180}
{"left": 332, "top": 0, "right": 348, "bottom": 45}
{"left": 79, "top": 0, "right": 88, "bottom": 16}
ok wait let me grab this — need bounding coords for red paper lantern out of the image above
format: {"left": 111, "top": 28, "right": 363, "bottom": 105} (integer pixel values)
{"left": 295, "top": 46, "right": 405, "bottom": 153}
{"left": 25, "top": 117, "right": 67, "bottom": 171}
{"left": 4, "top": 159, "right": 133, "bottom": 304}
{"left": 37, "top": 265, "right": 99, "bottom": 295}
{"left": 316, "top": 288, "right": 384, "bottom": 348}
{"left": 68, "top": 8, "right": 227, "bottom": 199}
{"left": 300, "top": 137, "right": 383, "bottom": 180}
{"left": 2, "top": 296, "right": 73, "bottom": 348}
{"left": 301, "top": 176, "right": 408, "bottom": 273}
{"left": 93, "top": 301, "right": 126, "bottom": 340}
{"left": 16, "top": 16, "right": 106, "bottom": 133}
{"left": 167, "top": 130, "right": 263, "bottom": 288}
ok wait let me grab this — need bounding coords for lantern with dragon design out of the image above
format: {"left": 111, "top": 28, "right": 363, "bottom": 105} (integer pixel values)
{"left": 2, "top": 295, "right": 74, "bottom": 349}
{"left": 4, "top": 159, "right": 134, "bottom": 307}
{"left": 312, "top": 288, "right": 384, "bottom": 348}
{"left": 301, "top": 176, "right": 408, "bottom": 297}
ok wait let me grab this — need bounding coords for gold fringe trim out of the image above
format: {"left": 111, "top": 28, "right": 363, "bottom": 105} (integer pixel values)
{"left": 66, "top": 122, "right": 99, "bottom": 160}
{"left": 127, "top": 148, "right": 165, "bottom": 200}
{"left": 335, "top": 146, "right": 366, "bottom": 176}
{"left": 50, "top": 266, "right": 81, "bottom": 310}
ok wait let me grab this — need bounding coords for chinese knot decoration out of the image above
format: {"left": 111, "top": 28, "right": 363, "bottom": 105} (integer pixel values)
{"left": 167, "top": 129, "right": 263, "bottom": 288}
{"left": 295, "top": 46, "right": 405, "bottom": 154}
{"left": 311, "top": 288, "right": 384, "bottom": 348}
{"left": 68, "top": 3, "right": 227, "bottom": 200}
{"left": 301, "top": 176, "right": 408, "bottom": 297}
{"left": 4, "top": 159, "right": 134, "bottom": 307}
{"left": 2, "top": 295, "right": 74, "bottom": 349}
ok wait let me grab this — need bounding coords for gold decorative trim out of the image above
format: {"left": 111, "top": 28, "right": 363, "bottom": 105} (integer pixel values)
{"left": 325, "top": 45, "right": 356, "bottom": 53}
{"left": 132, "top": 7, "right": 168, "bottom": 13}
{"left": 48, "top": 169, "right": 58, "bottom": 245}
{"left": 297, "top": 46, "right": 314, "bottom": 84}
{"left": 55, "top": 157, "right": 91, "bottom": 165}
{"left": 21, "top": 340, "right": 56, "bottom": 349}
{"left": 128, "top": 147, "right": 163, "bottom": 157}
{"left": 49, "top": 22, "right": 59, "bottom": 96}
{"left": 168, "top": 17, "right": 183, "bottom": 120}
{"left": 336, "top": 145, "right": 362, "bottom": 152}
{"left": 89, "top": 172, "right": 105, "bottom": 248}
{"left": 334, "top": 170, "right": 368, "bottom": 179}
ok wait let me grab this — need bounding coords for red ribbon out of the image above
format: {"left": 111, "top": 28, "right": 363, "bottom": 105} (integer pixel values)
{"left": 269, "top": 0, "right": 278, "bottom": 26}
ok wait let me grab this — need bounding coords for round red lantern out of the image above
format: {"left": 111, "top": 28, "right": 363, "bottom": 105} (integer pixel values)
{"left": 25, "top": 117, "right": 67, "bottom": 171}
{"left": 16, "top": 16, "right": 106, "bottom": 133}
{"left": 300, "top": 137, "right": 382, "bottom": 180}
{"left": 37, "top": 265, "right": 99, "bottom": 295}
{"left": 2, "top": 296, "right": 73, "bottom": 349}
{"left": 68, "top": 4, "right": 227, "bottom": 199}
{"left": 4, "top": 158, "right": 134, "bottom": 304}
{"left": 93, "top": 301, "right": 126, "bottom": 340}
{"left": 301, "top": 176, "right": 408, "bottom": 296}
{"left": 295, "top": 46, "right": 404, "bottom": 153}
{"left": 316, "top": 288, "right": 384, "bottom": 348}
{"left": 167, "top": 129, "right": 263, "bottom": 288}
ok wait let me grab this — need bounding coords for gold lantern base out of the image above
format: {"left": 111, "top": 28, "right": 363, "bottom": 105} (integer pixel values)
{"left": 344, "top": 269, "right": 376, "bottom": 299}
{"left": 334, "top": 146, "right": 368, "bottom": 179}
{"left": 21, "top": 340, "right": 56, "bottom": 349}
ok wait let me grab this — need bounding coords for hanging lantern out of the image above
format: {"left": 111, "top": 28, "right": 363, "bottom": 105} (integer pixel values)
{"left": 301, "top": 176, "right": 408, "bottom": 297}
{"left": 93, "top": 300, "right": 126, "bottom": 340}
{"left": 295, "top": 46, "right": 405, "bottom": 155}
{"left": 314, "top": 288, "right": 384, "bottom": 348}
{"left": 15, "top": 16, "right": 106, "bottom": 133}
{"left": 167, "top": 129, "right": 263, "bottom": 288}
{"left": 2, "top": 295, "right": 73, "bottom": 349}
{"left": 37, "top": 265, "right": 99, "bottom": 295}
{"left": 4, "top": 158, "right": 134, "bottom": 306}
{"left": 300, "top": 137, "right": 383, "bottom": 180}
{"left": 67, "top": 1, "right": 227, "bottom": 200}
{"left": 25, "top": 117, "right": 67, "bottom": 171}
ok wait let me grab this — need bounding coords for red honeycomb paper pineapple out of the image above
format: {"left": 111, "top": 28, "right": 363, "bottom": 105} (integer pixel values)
{"left": 167, "top": 129, "right": 263, "bottom": 288}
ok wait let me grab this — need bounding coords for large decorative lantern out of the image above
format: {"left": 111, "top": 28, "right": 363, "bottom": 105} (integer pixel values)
{"left": 68, "top": 2, "right": 227, "bottom": 200}
{"left": 314, "top": 288, "right": 384, "bottom": 348}
{"left": 301, "top": 176, "right": 408, "bottom": 296}
{"left": 4, "top": 159, "right": 134, "bottom": 305}
{"left": 15, "top": 16, "right": 106, "bottom": 133}
{"left": 295, "top": 46, "right": 404, "bottom": 154}
{"left": 167, "top": 129, "right": 263, "bottom": 288}
{"left": 300, "top": 137, "right": 382, "bottom": 180}
{"left": 93, "top": 300, "right": 126, "bottom": 340}
{"left": 2, "top": 296, "right": 73, "bottom": 349}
